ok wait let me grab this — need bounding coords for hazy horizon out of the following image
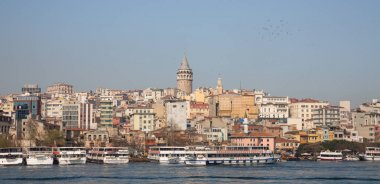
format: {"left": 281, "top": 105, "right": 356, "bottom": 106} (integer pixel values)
{"left": 1, "top": 0, "right": 379, "bottom": 107}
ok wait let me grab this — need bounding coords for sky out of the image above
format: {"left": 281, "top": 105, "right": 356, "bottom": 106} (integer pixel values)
{"left": 0, "top": 0, "right": 379, "bottom": 107}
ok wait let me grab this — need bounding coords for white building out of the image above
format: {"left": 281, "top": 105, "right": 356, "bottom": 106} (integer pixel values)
{"left": 204, "top": 127, "right": 228, "bottom": 143}
{"left": 312, "top": 106, "right": 341, "bottom": 127}
{"left": 359, "top": 99, "right": 380, "bottom": 113}
{"left": 44, "top": 99, "right": 66, "bottom": 118}
{"left": 259, "top": 96, "right": 289, "bottom": 119}
{"left": 142, "top": 88, "right": 163, "bottom": 102}
{"left": 62, "top": 102, "right": 96, "bottom": 130}
{"left": 166, "top": 101, "right": 188, "bottom": 130}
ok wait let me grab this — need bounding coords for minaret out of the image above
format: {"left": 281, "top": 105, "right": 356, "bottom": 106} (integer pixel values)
{"left": 176, "top": 54, "right": 193, "bottom": 95}
{"left": 216, "top": 78, "right": 223, "bottom": 95}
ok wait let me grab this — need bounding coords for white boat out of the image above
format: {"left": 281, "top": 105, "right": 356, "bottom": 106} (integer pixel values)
{"left": 184, "top": 154, "right": 207, "bottom": 166}
{"left": 54, "top": 147, "right": 87, "bottom": 165}
{"left": 319, "top": 151, "right": 343, "bottom": 161}
{"left": 87, "top": 147, "right": 129, "bottom": 164}
{"left": 363, "top": 147, "right": 380, "bottom": 161}
{"left": 25, "top": 147, "right": 54, "bottom": 165}
{"left": 148, "top": 146, "right": 278, "bottom": 165}
{"left": 0, "top": 148, "right": 24, "bottom": 166}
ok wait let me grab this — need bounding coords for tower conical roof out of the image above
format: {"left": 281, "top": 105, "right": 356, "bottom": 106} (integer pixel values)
{"left": 179, "top": 55, "right": 190, "bottom": 70}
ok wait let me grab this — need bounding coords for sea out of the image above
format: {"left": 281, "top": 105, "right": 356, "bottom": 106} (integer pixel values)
{"left": 1, "top": 161, "right": 380, "bottom": 184}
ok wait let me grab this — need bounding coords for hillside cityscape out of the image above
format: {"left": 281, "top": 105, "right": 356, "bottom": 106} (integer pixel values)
{"left": 0, "top": 54, "right": 379, "bottom": 158}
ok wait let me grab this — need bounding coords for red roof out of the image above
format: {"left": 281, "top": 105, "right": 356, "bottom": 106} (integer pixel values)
{"left": 275, "top": 137, "right": 299, "bottom": 143}
{"left": 230, "top": 132, "right": 276, "bottom": 138}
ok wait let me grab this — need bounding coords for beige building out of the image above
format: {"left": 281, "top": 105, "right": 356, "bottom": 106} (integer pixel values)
{"left": 289, "top": 98, "right": 329, "bottom": 122}
{"left": 217, "top": 93, "right": 258, "bottom": 119}
{"left": 216, "top": 78, "right": 223, "bottom": 95}
{"left": 176, "top": 55, "right": 193, "bottom": 95}
{"left": 352, "top": 111, "right": 379, "bottom": 142}
{"left": 129, "top": 106, "right": 155, "bottom": 132}
{"left": 47, "top": 83, "right": 73, "bottom": 94}
{"left": 83, "top": 130, "right": 109, "bottom": 147}
{"left": 193, "top": 87, "right": 211, "bottom": 103}
{"left": 44, "top": 99, "right": 67, "bottom": 119}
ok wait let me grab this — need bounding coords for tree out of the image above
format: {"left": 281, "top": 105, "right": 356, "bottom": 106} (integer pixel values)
{"left": 39, "top": 129, "right": 65, "bottom": 147}
{"left": 0, "top": 136, "right": 13, "bottom": 148}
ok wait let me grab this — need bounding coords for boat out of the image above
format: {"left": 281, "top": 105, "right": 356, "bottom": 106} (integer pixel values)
{"left": 25, "top": 147, "right": 54, "bottom": 165}
{"left": 184, "top": 154, "right": 207, "bottom": 166}
{"left": 0, "top": 148, "right": 24, "bottom": 166}
{"left": 148, "top": 146, "right": 188, "bottom": 163}
{"left": 363, "top": 147, "right": 380, "bottom": 161}
{"left": 54, "top": 147, "right": 87, "bottom": 165}
{"left": 319, "top": 150, "right": 343, "bottom": 161}
{"left": 148, "top": 146, "right": 278, "bottom": 165}
{"left": 87, "top": 147, "right": 129, "bottom": 164}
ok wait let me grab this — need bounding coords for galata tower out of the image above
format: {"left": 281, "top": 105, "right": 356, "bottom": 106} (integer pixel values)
{"left": 176, "top": 54, "right": 193, "bottom": 95}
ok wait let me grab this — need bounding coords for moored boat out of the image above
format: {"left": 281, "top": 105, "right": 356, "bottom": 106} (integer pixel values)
{"left": 87, "top": 147, "right": 129, "bottom": 164}
{"left": 148, "top": 146, "right": 278, "bottom": 165}
{"left": 363, "top": 147, "right": 380, "bottom": 161}
{"left": 25, "top": 147, "right": 54, "bottom": 165}
{"left": 54, "top": 147, "right": 87, "bottom": 165}
{"left": 0, "top": 148, "right": 24, "bottom": 166}
{"left": 319, "top": 151, "right": 343, "bottom": 161}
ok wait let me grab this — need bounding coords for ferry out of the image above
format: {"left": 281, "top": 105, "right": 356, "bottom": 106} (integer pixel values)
{"left": 0, "top": 148, "right": 24, "bottom": 166}
{"left": 54, "top": 147, "right": 87, "bottom": 165}
{"left": 148, "top": 146, "right": 278, "bottom": 165}
{"left": 319, "top": 151, "right": 343, "bottom": 161}
{"left": 87, "top": 147, "right": 129, "bottom": 164}
{"left": 363, "top": 147, "right": 380, "bottom": 161}
{"left": 25, "top": 147, "right": 54, "bottom": 165}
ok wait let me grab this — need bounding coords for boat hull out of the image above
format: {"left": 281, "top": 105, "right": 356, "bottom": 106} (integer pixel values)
{"left": 363, "top": 156, "right": 380, "bottom": 161}
{"left": 58, "top": 157, "right": 87, "bottom": 165}
{"left": 184, "top": 160, "right": 207, "bottom": 166}
{"left": 319, "top": 158, "right": 343, "bottom": 161}
{"left": 26, "top": 156, "right": 54, "bottom": 165}
{"left": 87, "top": 157, "right": 129, "bottom": 164}
{"left": 0, "top": 158, "right": 23, "bottom": 166}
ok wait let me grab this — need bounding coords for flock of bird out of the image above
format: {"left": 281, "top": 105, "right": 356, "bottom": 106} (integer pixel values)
{"left": 257, "top": 19, "right": 299, "bottom": 41}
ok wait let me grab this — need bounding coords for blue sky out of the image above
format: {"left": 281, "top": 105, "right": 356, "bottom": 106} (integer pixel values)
{"left": 0, "top": 0, "right": 379, "bottom": 107}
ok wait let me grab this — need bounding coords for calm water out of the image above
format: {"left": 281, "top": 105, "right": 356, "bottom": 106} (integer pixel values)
{"left": 1, "top": 161, "right": 380, "bottom": 184}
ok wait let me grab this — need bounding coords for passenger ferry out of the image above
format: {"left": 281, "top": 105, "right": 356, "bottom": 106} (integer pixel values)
{"left": 319, "top": 151, "right": 343, "bottom": 161}
{"left": 87, "top": 147, "right": 129, "bottom": 164}
{"left": 25, "top": 147, "right": 54, "bottom": 165}
{"left": 363, "top": 147, "right": 380, "bottom": 161}
{"left": 0, "top": 148, "right": 24, "bottom": 166}
{"left": 148, "top": 146, "right": 278, "bottom": 165}
{"left": 54, "top": 147, "right": 87, "bottom": 165}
